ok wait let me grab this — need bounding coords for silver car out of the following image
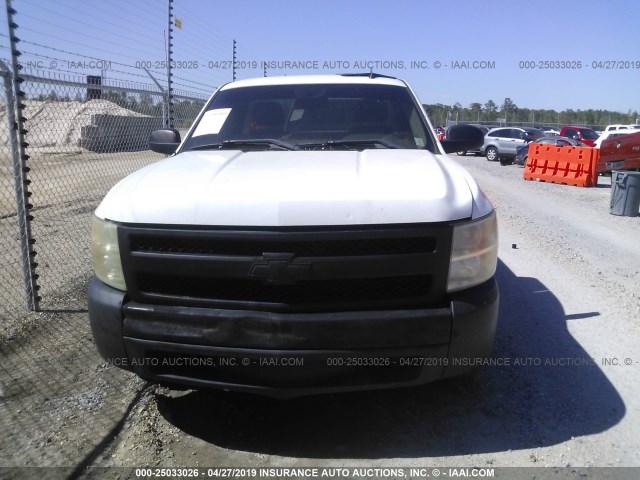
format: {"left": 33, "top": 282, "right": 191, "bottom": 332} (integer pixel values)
{"left": 481, "top": 127, "right": 544, "bottom": 162}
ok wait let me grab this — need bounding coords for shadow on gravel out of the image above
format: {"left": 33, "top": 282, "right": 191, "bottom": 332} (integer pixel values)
{"left": 155, "top": 260, "right": 625, "bottom": 458}
{"left": 0, "top": 281, "right": 146, "bottom": 469}
{"left": 595, "top": 174, "right": 612, "bottom": 189}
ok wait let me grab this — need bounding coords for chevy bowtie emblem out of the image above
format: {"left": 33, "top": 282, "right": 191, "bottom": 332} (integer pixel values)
{"left": 249, "top": 253, "right": 309, "bottom": 285}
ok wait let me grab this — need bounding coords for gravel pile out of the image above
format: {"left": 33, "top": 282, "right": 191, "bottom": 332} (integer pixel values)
{"left": 0, "top": 99, "right": 149, "bottom": 149}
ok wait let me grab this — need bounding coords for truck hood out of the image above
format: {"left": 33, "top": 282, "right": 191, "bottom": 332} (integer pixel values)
{"left": 96, "top": 149, "right": 474, "bottom": 226}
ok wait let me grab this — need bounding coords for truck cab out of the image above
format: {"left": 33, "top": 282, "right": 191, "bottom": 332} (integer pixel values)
{"left": 559, "top": 126, "right": 599, "bottom": 147}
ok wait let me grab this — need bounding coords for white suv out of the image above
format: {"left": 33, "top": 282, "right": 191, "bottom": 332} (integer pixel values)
{"left": 595, "top": 128, "right": 640, "bottom": 148}
{"left": 603, "top": 124, "right": 640, "bottom": 133}
{"left": 89, "top": 74, "right": 499, "bottom": 398}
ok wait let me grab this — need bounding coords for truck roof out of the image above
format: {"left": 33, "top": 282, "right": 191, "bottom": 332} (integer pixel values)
{"left": 220, "top": 74, "right": 407, "bottom": 90}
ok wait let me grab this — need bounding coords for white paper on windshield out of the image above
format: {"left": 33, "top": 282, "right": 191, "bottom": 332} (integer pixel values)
{"left": 192, "top": 108, "right": 231, "bottom": 137}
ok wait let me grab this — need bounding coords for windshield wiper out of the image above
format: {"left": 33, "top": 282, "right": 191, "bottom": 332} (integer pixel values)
{"left": 298, "top": 139, "right": 401, "bottom": 150}
{"left": 190, "top": 139, "right": 299, "bottom": 151}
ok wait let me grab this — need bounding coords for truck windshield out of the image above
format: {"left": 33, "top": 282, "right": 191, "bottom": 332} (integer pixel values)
{"left": 580, "top": 128, "right": 599, "bottom": 140}
{"left": 182, "top": 83, "right": 434, "bottom": 151}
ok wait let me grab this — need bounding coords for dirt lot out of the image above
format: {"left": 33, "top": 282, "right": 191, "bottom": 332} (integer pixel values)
{"left": 1, "top": 153, "right": 639, "bottom": 479}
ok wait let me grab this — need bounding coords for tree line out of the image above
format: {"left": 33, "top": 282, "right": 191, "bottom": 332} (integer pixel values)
{"left": 31, "top": 90, "right": 639, "bottom": 130}
{"left": 423, "top": 97, "right": 639, "bottom": 129}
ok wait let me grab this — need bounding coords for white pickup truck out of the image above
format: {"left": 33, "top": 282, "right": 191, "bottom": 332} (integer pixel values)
{"left": 89, "top": 74, "right": 499, "bottom": 398}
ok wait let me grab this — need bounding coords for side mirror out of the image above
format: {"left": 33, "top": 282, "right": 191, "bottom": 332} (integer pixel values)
{"left": 149, "top": 129, "right": 181, "bottom": 154}
{"left": 440, "top": 125, "right": 485, "bottom": 154}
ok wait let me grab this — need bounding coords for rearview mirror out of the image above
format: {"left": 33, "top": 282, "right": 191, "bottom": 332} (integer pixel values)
{"left": 149, "top": 129, "right": 181, "bottom": 154}
{"left": 440, "top": 125, "right": 484, "bottom": 154}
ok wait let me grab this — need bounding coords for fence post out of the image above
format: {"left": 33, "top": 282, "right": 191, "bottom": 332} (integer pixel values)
{"left": 233, "top": 39, "right": 237, "bottom": 82}
{"left": 142, "top": 67, "right": 167, "bottom": 129}
{"left": 166, "top": 0, "right": 174, "bottom": 128}
{"left": 3, "top": 0, "right": 40, "bottom": 311}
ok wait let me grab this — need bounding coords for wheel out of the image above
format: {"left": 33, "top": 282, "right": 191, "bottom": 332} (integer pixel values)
{"left": 457, "top": 151, "right": 467, "bottom": 156}
{"left": 523, "top": 155, "right": 529, "bottom": 167}
{"left": 499, "top": 156, "right": 513, "bottom": 166}
{"left": 486, "top": 146, "right": 498, "bottom": 161}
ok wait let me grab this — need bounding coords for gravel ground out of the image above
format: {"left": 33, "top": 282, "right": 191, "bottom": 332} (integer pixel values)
{"left": 1, "top": 153, "right": 639, "bottom": 479}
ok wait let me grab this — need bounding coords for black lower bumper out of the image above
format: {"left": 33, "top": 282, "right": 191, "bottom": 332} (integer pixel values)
{"left": 88, "top": 276, "right": 498, "bottom": 398}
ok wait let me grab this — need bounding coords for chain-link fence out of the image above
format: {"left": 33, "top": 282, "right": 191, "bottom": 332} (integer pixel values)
{"left": 0, "top": 69, "right": 207, "bottom": 316}
{"left": 0, "top": 0, "right": 250, "bottom": 321}
{"left": 0, "top": 0, "right": 219, "bottom": 322}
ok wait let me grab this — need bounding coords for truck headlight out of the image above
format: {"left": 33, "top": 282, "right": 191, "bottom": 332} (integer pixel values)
{"left": 447, "top": 211, "right": 498, "bottom": 292}
{"left": 91, "top": 216, "right": 126, "bottom": 291}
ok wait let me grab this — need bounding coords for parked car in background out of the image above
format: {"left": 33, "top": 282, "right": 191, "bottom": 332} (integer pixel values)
{"left": 603, "top": 124, "right": 640, "bottom": 133}
{"left": 559, "top": 126, "right": 599, "bottom": 147}
{"left": 594, "top": 128, "right": 640, "bottom": 148}
{"left": 514, "top": 135, "right": 587, "bottom": 167}
{"left": 455, "top": 125, "right": 489, "bottom": 155}
{"left": 481, "top": 127, "right": 544, "bottom": 162}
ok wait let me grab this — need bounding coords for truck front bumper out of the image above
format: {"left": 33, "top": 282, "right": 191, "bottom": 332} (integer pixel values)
{"left": 88, "top": 276, "right": 498, "bottom": 398}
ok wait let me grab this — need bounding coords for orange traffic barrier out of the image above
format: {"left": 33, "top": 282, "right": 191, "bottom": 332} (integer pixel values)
{"left": 523, "top": 144, "right": 598, "bottom": 187}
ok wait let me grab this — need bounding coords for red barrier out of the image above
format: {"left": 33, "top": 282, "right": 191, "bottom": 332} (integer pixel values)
{"left": 523, "top": 144, "right": 598, "bottom": 187}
